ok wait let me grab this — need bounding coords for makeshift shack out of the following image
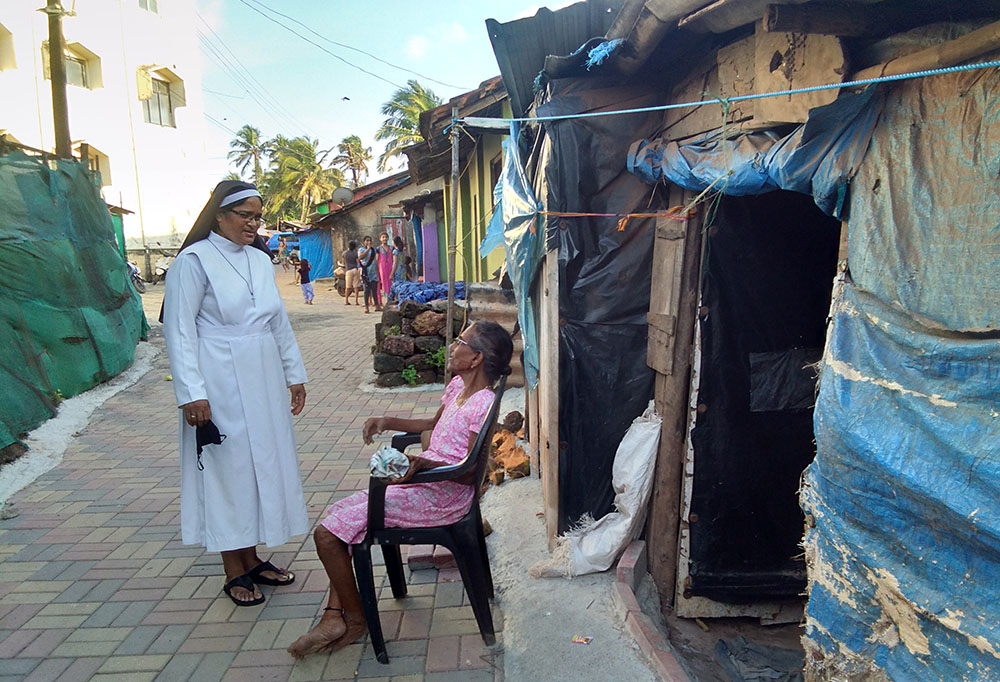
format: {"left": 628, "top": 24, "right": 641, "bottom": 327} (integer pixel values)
{"left": 485, "top": 1, "right": 1000, "bottom": 678}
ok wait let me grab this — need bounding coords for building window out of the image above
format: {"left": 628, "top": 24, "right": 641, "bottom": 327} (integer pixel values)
{"left": 139, "top": 0, "right": 159, "bottom": 13}
{"left": 65, "top": 53, "right": 87, "bottom": 88}
{"left": 41, "top": 41, "right": 102, "bottom": 89}
{"left": 143, "top": 78, "right": 174, "bottom": 127}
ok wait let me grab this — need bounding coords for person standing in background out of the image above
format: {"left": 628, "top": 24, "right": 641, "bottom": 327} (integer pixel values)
{"left": 299, "top": 258, "right": 313, "bottom": 305}
{"left": 390, "top": 235, "right": 406, "bottom": 301}
{"left": 342, "top": 240, "right": 360, "bottom": 306}
{"left": 358, "top": 236, "right": 381, "bottom": 314}
{"left": 376, "top": 232, "right": 393, "bottom": 301}
{"left": 278, "top": 238, "right": 290, "bottom": 273}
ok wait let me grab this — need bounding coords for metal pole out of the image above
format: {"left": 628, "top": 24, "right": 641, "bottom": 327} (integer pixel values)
{"left": 444, "top": 106, "right": 460, "bottom": 382}
{"left": 44, "top": 0, "right": 71, "bottom": 158}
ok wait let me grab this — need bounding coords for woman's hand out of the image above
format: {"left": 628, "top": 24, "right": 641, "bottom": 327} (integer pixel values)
{"left": 289, "top": 384, "right": 306, "bottom": 415}
{"left": 363, "top": 417, "right": 388, "bottom": 444}
{"left": 389, "top": 453, "right": 423, "bottom": 484}
{"left": 181, "top": 399, "right": 211, "bottom": 427}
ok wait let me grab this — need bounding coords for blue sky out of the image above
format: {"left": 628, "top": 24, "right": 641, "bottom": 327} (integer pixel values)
{"left": 194, "top": 0, "right": 569, "bottom": 182}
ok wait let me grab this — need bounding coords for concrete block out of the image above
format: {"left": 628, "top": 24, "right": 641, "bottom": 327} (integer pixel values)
{"left": 616, "top": 539, "right": 647, "bottom": 593}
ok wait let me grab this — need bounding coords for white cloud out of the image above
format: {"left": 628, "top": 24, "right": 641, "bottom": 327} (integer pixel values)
{"left": 405, "top": 35, "right": 429, "bottom": 59}
{"left": 446, "top": 22, "right": 470, "bottom": 43}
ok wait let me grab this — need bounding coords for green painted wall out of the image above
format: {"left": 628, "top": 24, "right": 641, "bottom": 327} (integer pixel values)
{"left": 440, "top": 111, "right": 508, "bottom": 284}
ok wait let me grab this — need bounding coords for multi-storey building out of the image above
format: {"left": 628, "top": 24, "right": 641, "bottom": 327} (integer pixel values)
{"left": 0, "top": 0, "right": 215, "bottom": 248}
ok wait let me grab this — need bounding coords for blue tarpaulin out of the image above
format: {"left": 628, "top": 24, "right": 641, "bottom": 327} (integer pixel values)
{"left": 627, "top": 88, "right": 885, "bottom": 218}
{"left": 391, "top": 281, "right": 466, "bottom": 305}
{"left": 492, "top": 123, "right": 544, "bottom": 388}
{"left": 627, "top": 62, "right": 1000, "bottom": 679}
{"left": 800, "top": 67, "right": 1000, "bottom": 680}
{"left": 266, "top": 232, "right": 298, "bottom": 251}
{"left": 297, "top": 228, "right": 333, "bottom": 280}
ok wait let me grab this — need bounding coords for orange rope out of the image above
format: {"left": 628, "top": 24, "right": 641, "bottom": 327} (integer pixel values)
{"left": 534, "top": 206, "right": 693, "bottom": 233}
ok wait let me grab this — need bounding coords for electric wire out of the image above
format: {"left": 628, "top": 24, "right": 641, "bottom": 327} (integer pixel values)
{"left": 194, "top": 10, "right": 314, "bottom": 135}
{"left": 205, "top": 113, "right": 238, "bottom": 136}
{"left": 235, "top": 0, "right": 407, "bottom": 90}
{"left": 195, "top": 10, "right": 308, "bottom": 130}
{"left": 204, "top": 87, "right": 246, "bottom": 99}
{"left": 196, "top": 31, "right": 299, "bottom": 132}
{"left": 243, "top": 0, "right": 471, "bottom": 90}
{"left": 458, "top": 59, "right": 1000, "bottom": 125}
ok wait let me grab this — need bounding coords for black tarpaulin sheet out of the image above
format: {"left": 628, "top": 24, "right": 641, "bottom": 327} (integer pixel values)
{"left": 0, "top": 152, "right": 147, "bottom": 447}
{"left": 535, "top": 78, "right": 665, "bottom": 531}
{"left": 688, "top": 191, "right": 839, "bottom": 601}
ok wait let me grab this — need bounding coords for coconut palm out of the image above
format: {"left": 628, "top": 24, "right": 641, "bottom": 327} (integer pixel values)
{"left": 268, "top": 136, "right": 344, "bottom": 222}
{"left": 333, "top": 135, "right": 373, "bottom": 187}
{"left": 374, "top": 80, "right": 442, "bottom": 172}
{"left": 227, "top": 124, "right": 269, "bottom": 186}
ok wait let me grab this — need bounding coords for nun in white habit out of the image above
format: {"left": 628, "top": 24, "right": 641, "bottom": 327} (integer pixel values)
{"left": 163, "top": 181, "right": 310, "bottom": 606}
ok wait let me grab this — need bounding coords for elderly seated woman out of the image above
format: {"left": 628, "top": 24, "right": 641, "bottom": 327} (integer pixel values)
{"left": 288, "top": 320, "right": 513, "bottom": 658}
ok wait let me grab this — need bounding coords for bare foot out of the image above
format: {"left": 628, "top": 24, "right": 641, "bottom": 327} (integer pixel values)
{"left": 287, "top": 610, "right": 353, "bottom": 659}
{"left": 319, "top": 618, "right": 367, "bottom": 655}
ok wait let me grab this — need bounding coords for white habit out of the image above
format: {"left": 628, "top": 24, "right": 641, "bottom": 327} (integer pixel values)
{"left": 163, "top": 231, "right": 310, "bottom": 552}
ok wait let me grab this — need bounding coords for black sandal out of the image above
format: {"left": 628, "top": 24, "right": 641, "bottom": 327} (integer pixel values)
{"left": 223, "top": 573, "right": 264, "bottom": 606}
{"left": 247, "top": 560, "right": 295, "bottom": 587}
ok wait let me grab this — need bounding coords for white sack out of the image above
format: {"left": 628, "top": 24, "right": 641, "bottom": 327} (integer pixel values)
{"left": 531, "top": 400, "right": 662, "bottom": 577}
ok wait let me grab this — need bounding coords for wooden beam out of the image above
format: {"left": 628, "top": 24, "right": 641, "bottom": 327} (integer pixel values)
{"left": 537, "top": 248, "right": 561, "bottom": 546}
{"left": 645, "top": 186, "right": 704, "bottom": 605}
{"left": 754, "top": 29, "right": 845, "bottom": 124}
{"left": 851, "top": 18, "right": 1000, "bottom": 82}
{"left": 765, "top": 1, "right": 1000, "bottom": 38}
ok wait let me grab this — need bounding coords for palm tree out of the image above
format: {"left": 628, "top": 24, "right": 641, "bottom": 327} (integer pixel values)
{"left": 222, "top": 171, "right": 241, "bottom": 181}
{"left": 227, "top": 124, "right": 269, "bottom": 187}
{"left": 374, "top": 80, "right": 442, "bottom": 172}
{"left": 268, "top": 136, "right": 344, "bottom": 221}
{"left": 333, "top": 135, "right": 373, "bottom": 187}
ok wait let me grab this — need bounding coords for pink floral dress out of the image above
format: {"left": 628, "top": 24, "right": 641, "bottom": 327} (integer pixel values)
{"left": 320, "top": 376, "right": 494, "bottom": 545}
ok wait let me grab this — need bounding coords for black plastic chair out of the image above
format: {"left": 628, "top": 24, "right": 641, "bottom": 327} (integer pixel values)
{"left": 352, "top": 374, "right": 507, "bottom": 664}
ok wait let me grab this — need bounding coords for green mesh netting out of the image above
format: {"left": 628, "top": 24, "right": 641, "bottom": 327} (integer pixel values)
{"left": 0, "top": 151, "right": 148, "bottom": 447}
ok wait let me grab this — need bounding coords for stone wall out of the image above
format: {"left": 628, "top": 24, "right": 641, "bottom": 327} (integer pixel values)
{"left": 373, "top": 300, "right": 463, "bottom": 387}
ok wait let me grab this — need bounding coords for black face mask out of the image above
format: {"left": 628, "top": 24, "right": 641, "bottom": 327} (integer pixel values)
{"left": 195, "top": 420, "right": 226, "bottom": 471}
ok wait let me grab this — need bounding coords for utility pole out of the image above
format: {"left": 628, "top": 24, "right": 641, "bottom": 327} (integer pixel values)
{"left": 42, "top": 0, "right": 71, "bottom": 158}
{"left": 445, "top": 106, "right": 460, "bottom": 381}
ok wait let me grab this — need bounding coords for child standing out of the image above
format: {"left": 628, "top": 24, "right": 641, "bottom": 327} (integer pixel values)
{"left": 299, "top": 258, "right": 314, "bottom": 304}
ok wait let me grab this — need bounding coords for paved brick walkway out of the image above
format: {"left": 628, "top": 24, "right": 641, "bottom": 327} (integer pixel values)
{"left": 0, "top": 275, "right": 503, "bottom": 682}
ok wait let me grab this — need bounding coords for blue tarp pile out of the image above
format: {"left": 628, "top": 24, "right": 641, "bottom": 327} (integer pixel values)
{"left": 627, "top": 88, "right": 884, "bottom": 219}
{"left": 392, "top": 281, "right": 466, "bottom": 305}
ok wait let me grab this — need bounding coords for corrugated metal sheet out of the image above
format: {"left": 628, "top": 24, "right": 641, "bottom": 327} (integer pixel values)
{"left": 486, "top": 0, "right": 624, "bottom": 117}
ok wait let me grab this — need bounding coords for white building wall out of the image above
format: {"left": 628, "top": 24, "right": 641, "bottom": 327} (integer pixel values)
{"left": 0, "top": 0, "right": 215, "bottom": 248}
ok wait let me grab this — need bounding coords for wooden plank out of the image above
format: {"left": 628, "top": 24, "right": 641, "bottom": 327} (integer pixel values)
{"left": 838, "top": 219, "right": 849, "bottom": 265}
{"left": 679, "top": 0, "right": 768, "bottom": 34}
{"left": 646, "top": 212, "right": 687, "bottom": 376}
{"left": 765, "top": 1, "right": 1000, "bottom": 38}
{"left": 537, "top": 248, "right": 560, "bottom": 546}
{"left": 753, "top": 28, "right": 845, "bottom": 125}
{"left": 645, "top": 186, "right": 705, "bottom": 604}
{"left": 851, "top": 18, "right": 1000, "bottom": 82}
{"left": 527, "top": 385, "right": 541, "bottom": 478}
